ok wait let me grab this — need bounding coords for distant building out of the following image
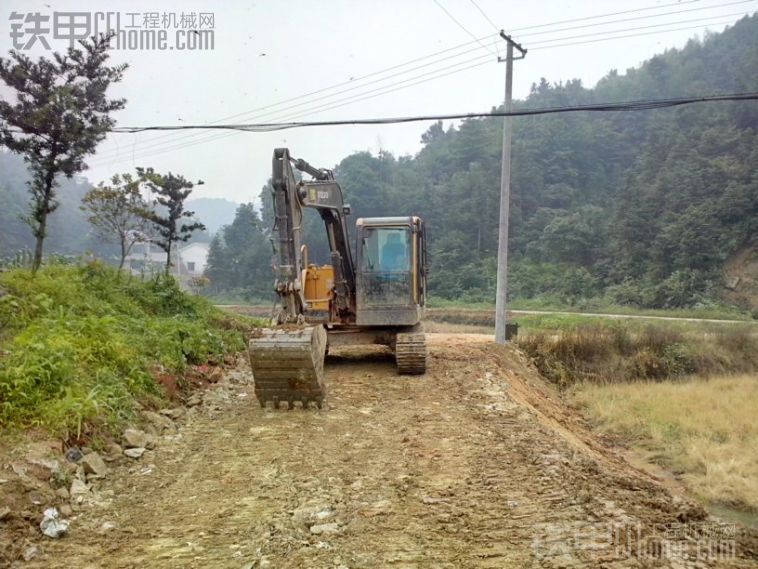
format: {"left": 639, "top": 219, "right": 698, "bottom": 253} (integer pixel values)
{"left": 177, "top": 242, "right": 210, "bottom": 277}
{"left": 124, "top": 241, "right": 210, "bottom": 287}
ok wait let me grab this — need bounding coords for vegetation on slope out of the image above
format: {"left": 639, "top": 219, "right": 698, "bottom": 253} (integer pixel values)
{"left": 0, "top": 261, "right": 251, "bottom": 438}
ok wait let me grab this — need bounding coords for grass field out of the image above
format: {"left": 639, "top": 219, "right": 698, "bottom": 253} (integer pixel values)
{"left": 426, "top": 296, "right": 754, "bottom": 321}
{"left": 572, "top": 374, "right": 758, "bottom": 514}
{"left": 426, "top": 306, "right": 755, "bottom": 332}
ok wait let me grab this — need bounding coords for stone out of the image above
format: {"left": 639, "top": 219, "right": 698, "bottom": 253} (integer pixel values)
{"left": 309, "top": 522, "right": 341, "bottom": 535}
{"left": 65, "top": 447, "right": 84, "bottom": 463}
{"left": 28, "top": 491, "right": 47, "bottom": 505}
{"left": 122, "top": 428, "right": 149, "bottom": 449}
{"left": 293, "top": 503, "right": 332, "bottom": 525}
{"left": 105, "top": 442, "right": 123, "bottom": 460}
{"left": 59, "top": 504, "right": 73, "bottom": 517}
{"left": 0, "top": 506, "right": 10, "bottom": 520}
{"left": 81, "top": 452, "right": 108, "bottom": 477}
{"left": 186, "top": 393, "right": 202, "bottom": 407}
{"left": 142, "top": 410, "right": 174, "bottom": 432}
{"left": 55, "top": 487, "right": 70, "bottom": 500}
{"left": 99, "top": 521, "right": 117, "bottom": 533}
{"left": 40, "top": 507, "right": 69, "bottom": 538}
{"left": 159, "top": 407, "right": 185, "bottom": 420}
{"left": 23, "top": 545, "right": 41, "bottom": 561}
{"left": 144, "top": 433, "right": 157, "bottom": 450}
{"left": 124, "top": 447, "right": 146, "bottom": 459}
{"left": 26, "top": 455, "right": 60, "bottom": 474}
{"left": 207, "top": 368, "right": 223, "bottom": 383}
{"left": 361, "top": 499, "right": 391, "bottom": 517}
{"left": 69, "top": 478, "right": 91, "bottom": 498}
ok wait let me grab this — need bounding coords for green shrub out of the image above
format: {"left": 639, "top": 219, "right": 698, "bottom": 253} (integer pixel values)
{"left": 0, "top": 262, "right": 252, "bottom": 438}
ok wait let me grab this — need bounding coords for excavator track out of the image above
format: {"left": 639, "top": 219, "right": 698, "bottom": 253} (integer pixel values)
{"left": 248, "top": 326, "right": 327, "bottom": 409}
{"left": 395, "top": 332, "right": 427, "bottom": 375}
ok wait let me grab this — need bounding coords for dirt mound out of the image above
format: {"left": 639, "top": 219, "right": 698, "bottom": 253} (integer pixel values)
{"left": 4, "top": 334, "right": 756, "bottom": 567}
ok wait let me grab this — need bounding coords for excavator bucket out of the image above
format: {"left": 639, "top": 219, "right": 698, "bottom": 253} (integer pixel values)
{"left": 248, "top": 326, "right": 327, "bottom": 409}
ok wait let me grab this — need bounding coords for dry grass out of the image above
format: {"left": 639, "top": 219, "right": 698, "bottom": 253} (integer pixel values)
{"left": 422, "top": 320, "right": 494, "bottom": 334}
{"left": 572, "top": 374, "right": 758, "bottom": 512}
{"left": 518, "top": 325, "right": 758, "bottom": 387}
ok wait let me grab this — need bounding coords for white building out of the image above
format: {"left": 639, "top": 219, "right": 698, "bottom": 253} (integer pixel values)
{"left": 176, "top": 242, "right": 210, "bottom": 277}
{"left": 125, "top": 241, "right": 210, "bottom": 286}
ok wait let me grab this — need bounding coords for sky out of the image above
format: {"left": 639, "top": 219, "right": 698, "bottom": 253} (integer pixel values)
{"left": 1, "top": 0, "right": 755, "bottom": 206}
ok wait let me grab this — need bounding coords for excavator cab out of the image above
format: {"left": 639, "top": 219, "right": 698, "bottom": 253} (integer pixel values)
{"left": 355, "top": 217, "right": 427, "bottom": 326}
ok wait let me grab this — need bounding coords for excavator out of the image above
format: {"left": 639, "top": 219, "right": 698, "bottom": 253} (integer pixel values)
{"left": 248, "top": 148, "right": 428, "bottom": 409}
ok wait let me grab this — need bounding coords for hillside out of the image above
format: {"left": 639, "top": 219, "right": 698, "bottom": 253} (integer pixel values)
{"left": 244, "top": 15, "right": 758, "bottom": 310}
{"left": 186, "top": 197, "right": 239, "bottom": 235}
{"left": 0, "top": 152, "right": 111, "bottom": 259}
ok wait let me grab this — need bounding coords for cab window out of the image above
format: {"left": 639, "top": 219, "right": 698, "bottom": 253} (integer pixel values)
{"left": 361, "top": 227, "right": 410, "bottom": 272}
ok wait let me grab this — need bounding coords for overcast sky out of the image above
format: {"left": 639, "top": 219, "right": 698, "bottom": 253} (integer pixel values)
{"left": 1, "top": 0, "right": 754, "bottom": 205}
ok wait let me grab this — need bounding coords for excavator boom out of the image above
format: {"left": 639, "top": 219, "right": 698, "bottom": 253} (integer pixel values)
{"left": 251, "top": 149, "right": 354, "bottom": 408}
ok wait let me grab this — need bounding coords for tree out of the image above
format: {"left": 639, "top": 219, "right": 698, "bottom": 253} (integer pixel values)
{"left": 205, "top": 203, "right": 272, "bottom": 299}
{"left": 0, "top": 35, "right": 127, "bottom": 272}
{"left": 80, "top": 173, "right": 151, "bottom": 269}
{"left": 138, "top": 168, "right": 206, "bottom": 275}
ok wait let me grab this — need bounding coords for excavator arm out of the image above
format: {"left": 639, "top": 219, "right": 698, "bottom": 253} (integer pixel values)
{"left": 271, "top": 148, "right": 355, "bottom": 323}
{"left": 250, "top": 149, "right": 356, "bottom": 409}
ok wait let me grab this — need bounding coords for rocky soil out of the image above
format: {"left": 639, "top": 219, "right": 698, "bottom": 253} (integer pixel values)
{"left": 1, "top": 334, "right": 756, "bottom": 568}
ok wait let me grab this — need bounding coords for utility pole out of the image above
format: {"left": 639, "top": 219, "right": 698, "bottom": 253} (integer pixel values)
{"left": 495, "top": 31, "right": 526, "bottom": 344}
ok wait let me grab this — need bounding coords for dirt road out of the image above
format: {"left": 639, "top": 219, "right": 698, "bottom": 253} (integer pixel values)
{"left": 26, "top": 334, "right": 756, "bottom": 568}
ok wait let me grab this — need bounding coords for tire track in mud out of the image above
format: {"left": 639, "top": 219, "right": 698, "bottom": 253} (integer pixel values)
{"left": 29, "top": 335, "right": 757, "bottom": 568}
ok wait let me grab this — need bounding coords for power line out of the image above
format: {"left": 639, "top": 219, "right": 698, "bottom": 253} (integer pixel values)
{"left": 530, "top": 17, "right": 741, "bottom": 50}
{"left": 90, "top": 55, "right": 498, "bottom": 167}
{"left": 432, "top": 0, "right": 498, "bottom": 56}
{"left": 91, "top": 32, "right": 500, "bottom": 161}
{"left": 517, "top": 0, "right": 755, "bottom": 39}
{"left": 509, "top": 0, "right": 704, "bottom": 32}
{"left": 90, "top": 7, "right": 753, "bottom": 166}
{"left": 528, "top": 11, "right": 750, "bottom": 46}
{"left": 89, "top": 16, "right": 745, "bottom": 168}
{"left": 94, "top": 0, "right": 750, "bottom": 163}
{"left": 111, "top": 15, "right": 740, "bottom": 140}
{"left": 468, "top": 0, "right": 501, "bottom": 32}
{"left": 106, "top": 93, "right": 758, "bottom": 133}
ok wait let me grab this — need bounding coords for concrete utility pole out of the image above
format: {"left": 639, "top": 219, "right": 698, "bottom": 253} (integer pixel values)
{"left": 495, "top": 31, "right": 526, "bottom": 344}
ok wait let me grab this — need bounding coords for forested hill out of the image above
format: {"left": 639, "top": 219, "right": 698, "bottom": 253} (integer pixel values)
{"left": 0, "top": 152, "right": 106, "bottom": 258}
{"left": 252, "top": 15, "right": 756, "bottom": 309}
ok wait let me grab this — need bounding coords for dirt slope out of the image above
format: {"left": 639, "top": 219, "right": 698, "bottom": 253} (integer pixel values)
{"left": 21, "top": 334, "right": 757, "bottom": 568}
